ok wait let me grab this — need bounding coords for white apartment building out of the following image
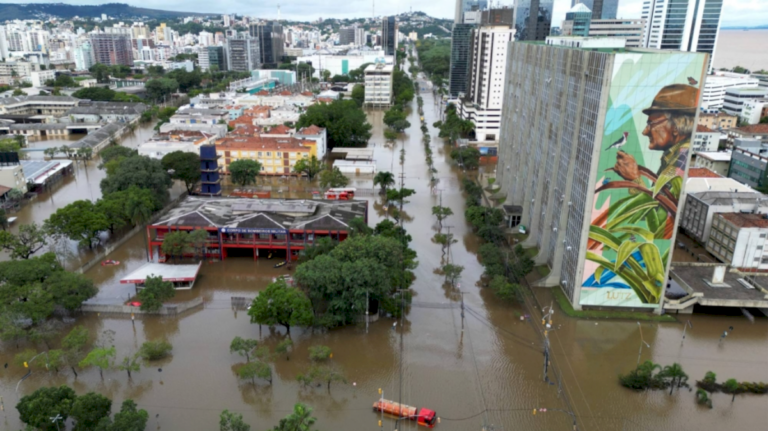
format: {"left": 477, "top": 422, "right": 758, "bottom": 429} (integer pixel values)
{"left": 722, "top": 87, "right": 768, "bottom": 116}
{"left": 588, "top": 19, "right": 646, "bottom": 48}
{"left": 0, "top": 61, "right": 40, "bottom": 81}
{"left": 458, "top": 25, "right": 515, "bottom": 142}
{"left": 700, "top": 73, "right": 760, "bottom": 111}
{"left": 642, "top": 0, "right": 724, "bottom": 71}
{"left": 29, "top": 70, "right": 55, "bottom": 87}
{"left": 364, "top": 63, "right": 393, "bottom": 107}
{"left": 694, "top": 152, "right": 731, "bottom": 177}
{"left": 740, "top": 99, "right": 768, "bottom": 125}
{"left": 706, "top": 213, "right": 768, "bottom": 269}
{"left": 692, "top": 124, "right": 720, "bottom": 153}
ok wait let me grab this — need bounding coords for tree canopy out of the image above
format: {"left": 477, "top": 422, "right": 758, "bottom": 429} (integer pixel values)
{"left": 161, "top": 150, "right": 200, "bottom": 193}
{"left": 248, "top": 278, "right": 314, "bottom": 333}
{"left": 292, "top": 155, "right": 324, "bottom": 180}
{"left": 100, "top": 155, "right": 173, "bottom": 210}
{"left": 319, "top": 166, "right": 349, "bottom": 189}
{"left": 296, "top": 99, "right": 372, "bottom": 149}
{"left": 229, "top": 159, "right": 262, "bottom": 187}
{"left": 16, "top": 385, "right": 77, "bottom": 431}
{"left": 46, "top": 200, "right": 109, "bottom": 248}
{"left": 136, "top": 275, "right": 176, "bottom": 312}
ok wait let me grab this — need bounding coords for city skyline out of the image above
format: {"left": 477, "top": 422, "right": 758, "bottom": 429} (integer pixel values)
{"left": 4, "top": 0, "right": 767, "bottom": 27}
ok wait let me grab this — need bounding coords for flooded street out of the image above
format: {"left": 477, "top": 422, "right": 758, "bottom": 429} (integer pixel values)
{"left": 2, "top": 85, "right": 768, "bottom": 431}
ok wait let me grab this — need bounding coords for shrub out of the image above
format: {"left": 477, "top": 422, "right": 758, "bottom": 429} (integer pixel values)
{"left": 139, "top": 340, "right": 172, "bottom": 360}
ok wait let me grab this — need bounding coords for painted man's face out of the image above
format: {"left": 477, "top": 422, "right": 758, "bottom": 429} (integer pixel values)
{"left": 642, "top": 112, "right": 676, "bottom": 151}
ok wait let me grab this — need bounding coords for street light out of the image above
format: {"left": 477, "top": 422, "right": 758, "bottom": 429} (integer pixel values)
{"left": 681, "top": 320, "right": 692, "bottom": 346}
{"left": 637, "top": 322, "right": 651, "bottom": 366}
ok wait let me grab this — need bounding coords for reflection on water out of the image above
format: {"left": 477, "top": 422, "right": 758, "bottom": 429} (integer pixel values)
{"left": 2, "top": 72, "right": 768, "bottom": 431}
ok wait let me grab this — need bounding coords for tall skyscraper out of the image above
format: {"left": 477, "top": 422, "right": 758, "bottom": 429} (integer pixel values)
{"left": 0, "top": 26, "right": 8, "bottom": 60}
{"left": 90, "top": 33, "right": 133, "bottom": 66}
{"left": 496, "top": 37, "right": 707, "bottom": 310}
{"left": 457, "top": 8, "right": 515, "bottom": 141}
{"left": 74, "top": 41, "right": 94, "bottom": 71}
{"left": 642, "top": 0, "right": 724, "bottom": 71}
{"left": 249, "top": 22, "right": 285, "bottom": 67}
{"left": 226, "top": 37, "right": 260, "bottom": 72}
{"left": 455, "top": 0, "right": 489, "bottom": 23}
{"left": 562, "top": 3, "right": 593, "bottom": 36}
{"left": 515, "top": 0, "right": 555, "bottom": 41}
{"left": 572, "top": 0, "right": 619, "bottom": 20}
{"left": 199, "top": 45, "right": 227, "bottom": 72}
{"left": 449, "top": 23, "right": 474, "bottom": 97}
{"left": 381, "top": 16, "right": 398, "bottom": 56}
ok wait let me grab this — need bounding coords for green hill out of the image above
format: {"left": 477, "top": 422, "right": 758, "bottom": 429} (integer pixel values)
{"left": 0, "top": 2, "right": 212, "bottom": 21}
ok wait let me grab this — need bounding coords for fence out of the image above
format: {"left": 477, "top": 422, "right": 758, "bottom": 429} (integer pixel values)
{"left": 82, "top": 297, "right": 204, "bottom": 316}
{"left": 73, "top": 192, "right": 189, "bottom": 274}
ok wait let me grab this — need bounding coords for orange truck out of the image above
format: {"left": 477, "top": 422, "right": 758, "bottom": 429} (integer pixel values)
{"left": 372, "top": 399, "right": 437, "bottom": 428}
{"left": 324, "top": 188, "right": 356, "bottom": 200}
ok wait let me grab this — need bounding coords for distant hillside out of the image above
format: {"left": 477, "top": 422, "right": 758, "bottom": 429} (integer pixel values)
{"left": 722, "top": 25, "right": 768, "bottom": 30}
{"left": 0, "top": 2, "right": 212, "bottom": 21}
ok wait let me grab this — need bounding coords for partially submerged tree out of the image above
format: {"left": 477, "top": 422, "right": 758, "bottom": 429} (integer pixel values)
{"left": 230, "top": 336, "right": 259, "bottom": 363}
{"left": 248, "top": 278, "right": 314, "bottom": 334}
{"left": 136, "top": 275, "right": 175, "bottom": 312}
{"left": 220, "top": 410, "right": 251, "bottom": 431}
{"left": 79, "top": 346, "right": 116, "bottom": 380}
{"left": 237, "top": 361, "right": 272, "bottom": 385}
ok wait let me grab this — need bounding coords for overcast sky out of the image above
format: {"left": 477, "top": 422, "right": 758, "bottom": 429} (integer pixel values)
{"left": 6, "top": 0, "right": 767, "bottom": 27}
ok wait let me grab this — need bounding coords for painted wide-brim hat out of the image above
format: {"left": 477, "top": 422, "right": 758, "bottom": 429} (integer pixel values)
{"left": 642, "top": 84, "right": 699, "bottom": 115}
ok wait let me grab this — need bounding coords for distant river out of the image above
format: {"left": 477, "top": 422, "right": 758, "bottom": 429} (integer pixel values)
{"left": 714, "top": 29, "right": 768, "bottom": 71}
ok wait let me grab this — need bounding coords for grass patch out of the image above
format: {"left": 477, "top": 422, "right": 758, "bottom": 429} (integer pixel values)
{"left": 551, "top": 287, "right": 676, "bottom": 322}
{"left": 536, "top": 265, "right": 550, "bottom": 277}
{"left": 509, "top": 232, "right": 528, "bottom": 242}
{"left": 524, "top": 247, "right": 538, "bottom": 259}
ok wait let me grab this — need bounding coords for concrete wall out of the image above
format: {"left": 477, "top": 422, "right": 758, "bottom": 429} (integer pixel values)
{"left": 82, "top": 297, "right": 203, "bottom": 315}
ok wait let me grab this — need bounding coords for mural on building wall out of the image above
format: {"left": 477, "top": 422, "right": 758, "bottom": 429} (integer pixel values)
{"left": 580, "top": 52, "right": 708, "bottom": 307}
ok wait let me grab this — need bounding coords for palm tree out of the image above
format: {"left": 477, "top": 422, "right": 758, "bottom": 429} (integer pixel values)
{"left": 374, "top": 171, "right": 395, "bottom": 196}
{"left": 661, "top": 363, "right": 688, "bottom": 395}
{"left": 637, "top": 360, "right": 661, "bottom": 387}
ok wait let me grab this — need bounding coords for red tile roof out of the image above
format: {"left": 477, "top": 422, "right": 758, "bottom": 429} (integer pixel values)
{"left": 317, "top": 97, "right": 334, "bottom": 103}
{"left": 255, "top": 90, "right": 270, "bottom": 96}
{"left": 229, "top": 124, "right": 261, "bottom": 137}
{"left": 298, "top": 125, "right": 324, "bottom": 135}
{"left": 217, "top": 136, "right": 314, "bottom": 152}
{"left": 735, "top": 124, "right": 768, "bottom": 135}
{"left": 262, "top": 124, "right": 292, "bottom": 135}
{"left": 279, "top": 90, "right": 293, "bottom": 96}
{"left": 719, "top": 212, "right": 768, "bottom": 229}
{"left": 228, "top": 116, "right": 255, "bottom": 128}
{"left": 687, "top": 167, "right": 722, "bottom": 178}
{"left": 696, "top": 124, "right": 715, "bottom": 133}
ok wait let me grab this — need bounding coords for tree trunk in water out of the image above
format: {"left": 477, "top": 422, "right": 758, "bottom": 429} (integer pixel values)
{"left": 732, "top": 393, "right": 736, "bottom": 402}
{"left": 99, "top": 368, "right": 103, "bottom": 380}
{"left": 127, "top": 369, "right": 132, "bottom": 379}
{"left": 669, "top": 378, "right": 675, "bottom": 395}
{"left": 245, "top": 353, "right": 250, "bottom": 363}
{"left": 71, "top": 366, "right": 78, "bottom": 378}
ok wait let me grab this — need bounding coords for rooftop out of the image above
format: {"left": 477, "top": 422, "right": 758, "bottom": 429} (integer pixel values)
{"left": 699, "top": 112, "right": 737, "bottom": 118}
{"left": 0, "top": 95, "right": 79, "bottom": 106}
{"left": 297, "top": 125, "right": 325, "bottom": 136}
{"left": 695, "top": 151, "right": 732, "bottom": 162}
{"left": 20, "top": 160, "right": 73, "bottom": 185}
{"left": 684, "top": 176, "right": 755, "bottom": 194}
{"left": 568, "top": 3, "right": 592, "bottom": 13}
{"left": 67, "top": 101, "right": 147, "bottom": 116}
{"left": 689, "top": 191, "right": 766, "bottom": 206}
{"left": 216, "top": 136, "right": 314, "bottom": 151}
{"left": 687, "top": 167, "right": 722, "bottom": 178}
{"left": 696, "top": 124, "right": 716, "bottom": 133}
{"left": 669, "top": 264, "right": 768, "bottom": 307}
{"left": 177, "top": 108, "right": 228, "bottom": 116}
{"left": 151, "top": 197, "right": 367, "bottom": 232}
{"left": 731, "top": 124, "right": 768, "bottom": 135}
{"left": 120, "top": 262, "right": 202, "bottom": 284}
{"left": 725, "top": 87, "right": 768, "bottom": 96}
{"left": 719, "top": 212, "right": 768, "bottom": 229}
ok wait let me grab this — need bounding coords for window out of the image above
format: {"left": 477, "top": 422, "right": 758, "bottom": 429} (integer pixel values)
{"left": 277, "top": 152, "right": 282, "bottom": 157}
{"left": 761, "top": 234, "right": 767, "bottom": 238}
{"left": 257, "top": 152, "right": 263, "bottom": 157}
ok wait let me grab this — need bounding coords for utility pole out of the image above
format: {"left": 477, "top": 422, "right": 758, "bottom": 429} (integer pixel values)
{"left": 636, "top": 322, "right": 651, "bottom": 365}
{"left": 681, "top": 320, "right": 692, "bottom": 346}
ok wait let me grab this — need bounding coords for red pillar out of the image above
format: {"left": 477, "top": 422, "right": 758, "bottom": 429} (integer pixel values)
{"left": 146, "top": 226, "right": 153, "bottom": 260}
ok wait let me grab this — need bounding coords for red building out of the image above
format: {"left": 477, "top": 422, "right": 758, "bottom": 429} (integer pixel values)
{"left": 147, "top": 197, "right": 368, "bottom": 261}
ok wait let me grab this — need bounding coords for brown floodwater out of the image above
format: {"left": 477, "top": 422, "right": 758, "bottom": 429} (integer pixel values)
{"left": 2, "top": 71, "right": 768, "bottom": 431}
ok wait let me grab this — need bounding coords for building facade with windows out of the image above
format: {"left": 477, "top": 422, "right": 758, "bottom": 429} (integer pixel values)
{"left": 496, "top": 37, "right": 707, "bottom": 310}
{"left": 698, "top": 111, "right": 737, "bottom": 130}
{"left": 573, "top": 0, "right": 619, "bottom": 19}
{"left": 722, "top": 87, "right": 768, "bottom": 116}
{"left": 692, "top": 124, "right": 720, "bottom": 153}
{"left": 457, "top": 20, "right": 515, "bottom": 142}
{"left": 199, "top": 46, "right": 227, "bottom": 72}
{"left": 642, "top": 0, "right": 724, "bottom": 71}
{"left": 693, "top": 151, "right": 731, "bottom": 176}
{"left": 215, "top": 136, "right": 318, "bottom": 175}
{"left": 381, "top": 16, "right": 398, "bottom": 56}
{"left": 680, "top": 191, "right": 765, "bottom": 245}
{"left": 706, "top": 213, "right": 768, "bottom": 269}
{"left": 226, "top": 37, "right": 261, "bottom": 72}
{"left": 587, "top": 19, "right": 647, "bottom": 47}
{"left": 364, "top": 63, "right": 393, "bottom": 107}
{"left": 514, "top": 0, "right": 555, "bottom": 41}
{"left": 728, "top": 147, "right": 768, "bottom": 188}
{"left": 90, "top": 33, "right": 133, "bottom": 66}
{"left": 449, "top": 23, "right": 474, "bottom": 97}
